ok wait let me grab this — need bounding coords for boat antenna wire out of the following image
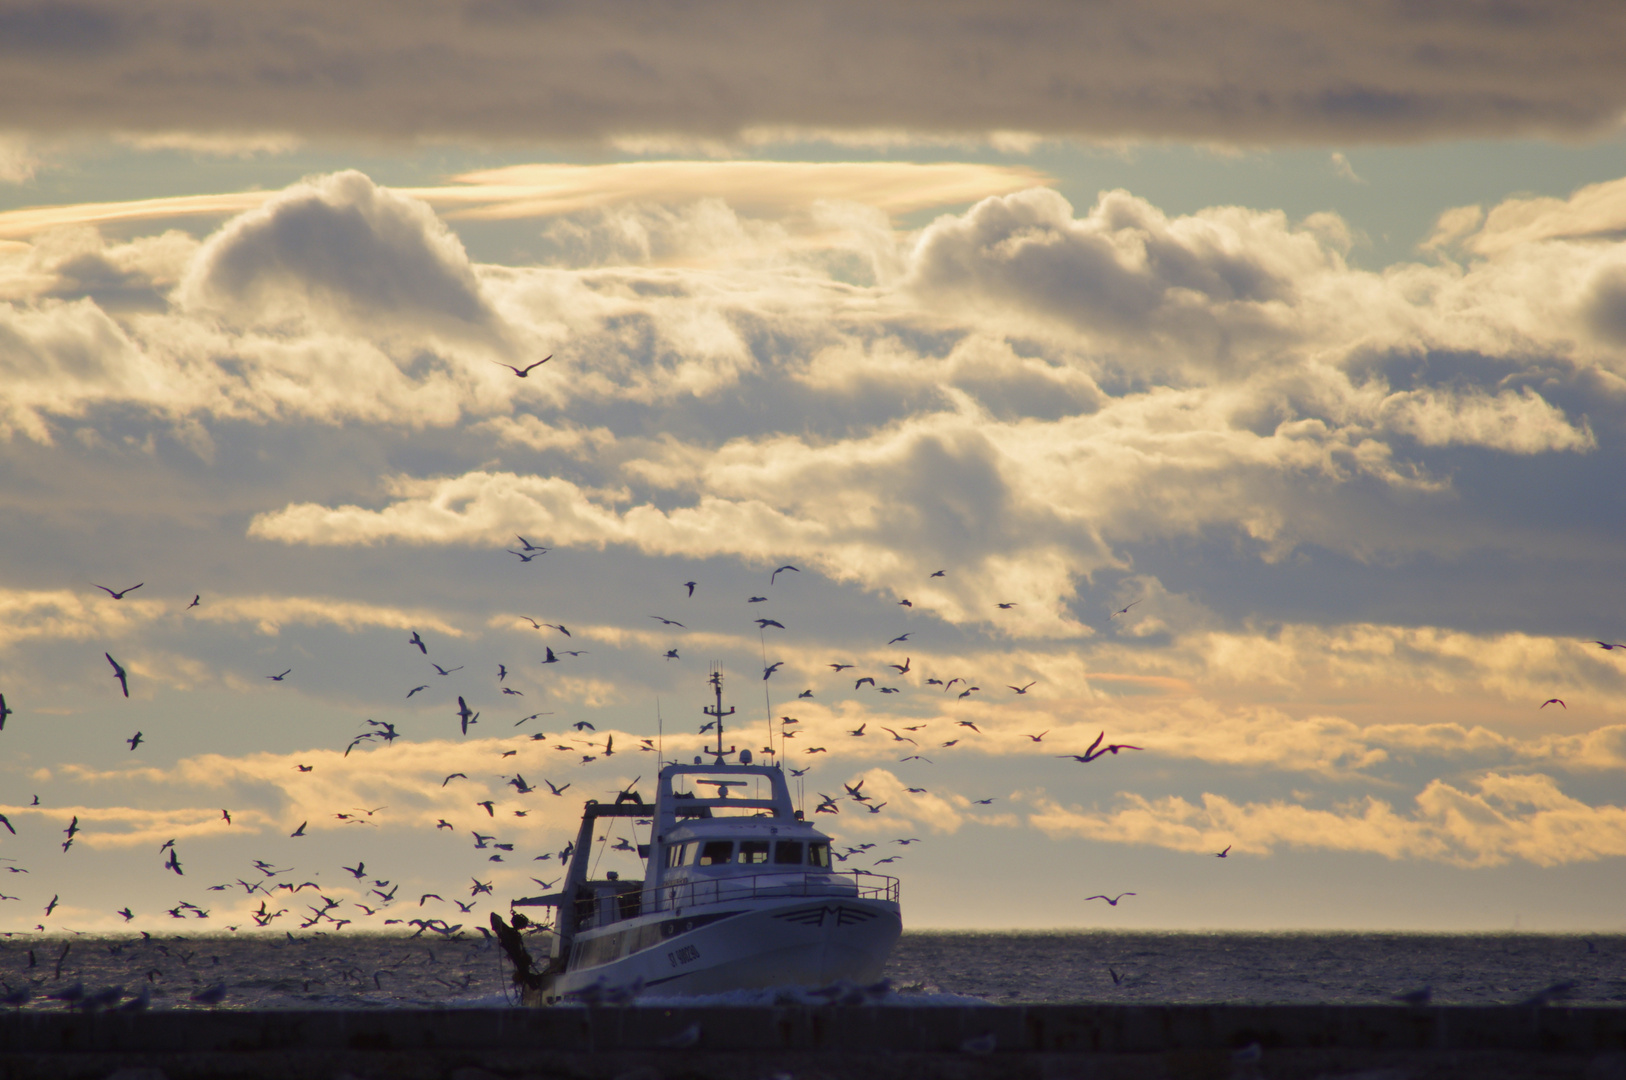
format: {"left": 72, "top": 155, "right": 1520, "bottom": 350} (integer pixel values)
{"left": 656, "top": 695, "right": 663, "bottom": 769}
{"left": 758, "top": 628, "right": 774, "bottom": 764}
{"left": 588, "top": 812, "right": 620, "bottom": 881}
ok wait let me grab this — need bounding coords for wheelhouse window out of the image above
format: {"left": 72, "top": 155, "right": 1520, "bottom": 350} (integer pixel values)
{"left": 697, "top": 841, "right": 733, "bottom": 866}
{"left": 665, "top": 842, "right": 689, "bottom": 868}
{"left": 737, "top": 840, "right": 770, "bottom": 865}
{"left": 807, "top": 841, "right": 831, "bottom": 868}
{"left": 773, "top": 840, "right": 803, "bottom": 865}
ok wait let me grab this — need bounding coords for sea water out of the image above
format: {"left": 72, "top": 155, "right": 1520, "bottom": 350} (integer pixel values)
{"left": 0, "top": 931, "right": 1622, "bottom": 1010}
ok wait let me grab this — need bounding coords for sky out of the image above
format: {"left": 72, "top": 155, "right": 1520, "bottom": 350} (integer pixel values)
{"left": 2, "top": 1, "right": 1626, "bottom": 937}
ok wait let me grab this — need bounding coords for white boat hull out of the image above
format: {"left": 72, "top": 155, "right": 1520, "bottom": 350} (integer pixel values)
{"left": 548, "top": 894, "right": 902, "bottom": 999}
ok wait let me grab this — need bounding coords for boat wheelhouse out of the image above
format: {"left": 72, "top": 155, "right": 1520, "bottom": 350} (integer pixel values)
{"left": 493, "top": 672, "right": 902, "bottom": 1003}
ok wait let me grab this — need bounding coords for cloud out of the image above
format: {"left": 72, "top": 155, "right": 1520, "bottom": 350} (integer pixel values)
{"left": 0, "top": 178, "right": 534, "bottom": 441}
{"left": 113, "top": 130, "right": 302, "bottom": 157}
{"left": 0, "top": 161, "right": 1050, "bottom": 242}
{"left": 1444, "top": 176, "right": 1626, "bottom": 256}
{"left": 908, "top": 188, "right": 1314, "bottom": 360}
{"left": 4, "top": 3, "right": 1626, "bottom": 144}
{"left": 178, "top": 170, "right": 504, "bottom": 348}
{"left": 1329, "top": 152, "right": 1364, "bottom": 184}
{"left": 444, "top": 161, "right": 1054, "bottom": 224}
{"left": 0, "top": 586, "right": 464, "bottom": 653}
{"left": 1029, "top": 771, "right": 1626, "bottom": 867}
{"left": 0, "top": 132, "right": 40, "bottom": 183}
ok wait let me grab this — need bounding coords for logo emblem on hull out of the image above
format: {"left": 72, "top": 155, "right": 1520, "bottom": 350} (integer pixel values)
{"left": 772, "top": 904, "right": 878, "bottom": 927}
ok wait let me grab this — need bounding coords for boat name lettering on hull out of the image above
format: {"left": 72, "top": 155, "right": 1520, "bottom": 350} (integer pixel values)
{"left": 668, "top": 944, "right": 701, "bottom": 967}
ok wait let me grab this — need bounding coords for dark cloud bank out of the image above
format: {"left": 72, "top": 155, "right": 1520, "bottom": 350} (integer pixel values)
{"left": 3, "top": 0, "right": 1626, "bottom": 144}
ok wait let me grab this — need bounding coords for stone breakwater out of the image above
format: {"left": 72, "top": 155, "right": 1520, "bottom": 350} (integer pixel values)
{"left": 4, "top": 1004, "right": 1626, "bottom": 1079}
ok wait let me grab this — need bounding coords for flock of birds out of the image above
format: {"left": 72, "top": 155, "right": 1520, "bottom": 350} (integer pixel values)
{"left": 1, "top": 520, "right": 1621, "bottom": 960}
{"left": 0, "top": 551, "right": 1159, "bottom": 946}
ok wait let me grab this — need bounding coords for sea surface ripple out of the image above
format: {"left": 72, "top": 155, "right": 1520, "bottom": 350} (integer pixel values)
{"left": 0, "top": 931, "right": 1621, "bottom": 1010}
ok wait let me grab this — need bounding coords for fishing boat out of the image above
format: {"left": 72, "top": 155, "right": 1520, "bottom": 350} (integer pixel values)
{"left": 492, "top": 671, "right": 902, "bottom": 1003}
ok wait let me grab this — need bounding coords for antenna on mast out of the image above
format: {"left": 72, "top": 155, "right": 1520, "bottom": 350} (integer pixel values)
{"left": 704, "top": 667, "right": 734, "bottom": 759}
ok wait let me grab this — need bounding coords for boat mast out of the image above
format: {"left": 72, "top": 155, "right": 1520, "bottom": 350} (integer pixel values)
{"left": 703, "top": 667, "right": 733, "bottom": 759}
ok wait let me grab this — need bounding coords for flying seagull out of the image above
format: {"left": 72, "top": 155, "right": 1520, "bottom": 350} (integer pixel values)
{"left": 267, "top": 670, "right": 291, "bottom": 682}
{"left": 1541, "top": 699, "right": 1566, "bottom": 709}
{"left": 650, "top": 616, "right": 685, "bottom": 627}
{"left": 684, "top": 581, "right": 696, "bottom": 597}
{"left": 1110, "top": 600, "right": 1141, "bottom": 618}
{"left": 432, "top": 664, "right": 463, "bottom": 676}
{"left": 456, "top": 697, "right": 478, "bottom": 735}
{"left": 770, "top": 565, "right": 800, "bottom": 584}
{"left": 494, "top": 355, "right": 552, "bottom": 377}
{"left": 93, "top": 583, "right": 143, "bottom": 600}
{"left": 0, "top": 693, "right": 12, "bottom": 730}
{"left": 1085, "top": 893, "right": 1135, "bottom": 906}
{"left": 105, "top": 653, "right": 129, "bottom": 698}
{"left": 127, "top": 731, "right": 143, "bottom": 751}
{"left": 409, "top": 631, "right": 426, "bottom": 654}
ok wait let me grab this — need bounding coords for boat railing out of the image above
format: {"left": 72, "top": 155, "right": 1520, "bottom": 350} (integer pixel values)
{"left": 649, "top": 869, "right": 898, "bottom": 915}
{"left": 570, "top": 870, "right": 898, "bottom": 929}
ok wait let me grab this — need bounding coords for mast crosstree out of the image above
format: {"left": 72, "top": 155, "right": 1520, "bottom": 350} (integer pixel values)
{"left": 703, "top": 668, "right": 734, "bottom": 759}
